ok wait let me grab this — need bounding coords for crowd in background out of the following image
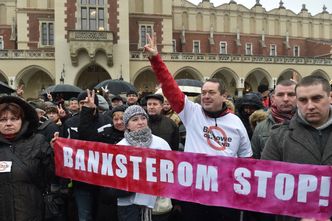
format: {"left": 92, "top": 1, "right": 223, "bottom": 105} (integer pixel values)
{"left": 1, "top": 34, "right": 332, "bottom": 221}
{"left": 1, "top": 73, "right": 331, "bottom": 221}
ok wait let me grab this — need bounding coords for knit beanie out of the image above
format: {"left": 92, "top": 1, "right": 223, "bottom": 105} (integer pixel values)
{"left": 110, "top": 105, "right": 127, "bottom": 118}
{"left": 123, "top": 105, "right": 148, "bottom": 126}
{"left": 97, "top": 95, "right": 109, "bottom": 111}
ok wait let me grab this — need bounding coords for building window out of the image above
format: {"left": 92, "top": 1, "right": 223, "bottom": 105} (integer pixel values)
{"left": 220, "top": 41, "right": 227, "bottom": 54}
{"left": 293, "top": 46, "right": 300, "bottom": 57}
{"left": 80, "top": 0, "right": 105, "bottom": 30}
{"left": 138, "top": 24, "right": 153, "bottom": 48}
{"left": 193, "top": 40, "right": 200, "bottom": 53}
{"left": 270, "top": 44, "right": 277, "bottom": 56}
{"left": 172, "top": 39, "right": 176, "bottom": 52}
{"left": 0, "top": 36, "right": 3, "bottom": 49}
{"left": 40, "top": 22, "right": 54, "bottom": 46}
{"left": 245, "top": 43, "right": 252, "bottom": 55}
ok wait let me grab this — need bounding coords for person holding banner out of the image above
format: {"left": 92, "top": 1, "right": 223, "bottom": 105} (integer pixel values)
{"left": 244, "top": 80, "right": 297, "bottom": 221}
{"left": 262, "top": 76, "right": 332, "bottom": 221}
{"left": 0, "top": 96, "right": 54, "bottom": 221}
{"left": 144, "top": 33, "right": 252, "bottom": 221}
{"left": 97, "top": 105, "right": 127, "bottom": 221}
{"left": 72, "top": 91, "right": 113, "bottom": 221}
{"left": 117, "top": 105, "right": 171, "bottom": 221}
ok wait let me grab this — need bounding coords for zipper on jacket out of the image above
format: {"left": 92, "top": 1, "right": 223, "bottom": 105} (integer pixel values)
{"left": 214, "top": 118, "right": 217, "bottom": 127}
{"left": 318, "top": 130, "right": 322, "bottom": 136}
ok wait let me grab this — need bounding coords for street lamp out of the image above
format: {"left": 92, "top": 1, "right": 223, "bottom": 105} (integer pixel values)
{"left": 119, "top": 64, "right": 124, "bottom": 81}
{"left": 60, "top": 64, "right": 65, "bottom": 84}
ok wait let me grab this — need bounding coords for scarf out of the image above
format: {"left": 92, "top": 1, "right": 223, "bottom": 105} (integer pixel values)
{"left": 270, "top": 104, "right": 294, "bottom": 124}
{"left": 124, "top": 127, "right": 153, "bottom": 147}
{"left": 124, "top": 127, "right": 153, "bottom": 221}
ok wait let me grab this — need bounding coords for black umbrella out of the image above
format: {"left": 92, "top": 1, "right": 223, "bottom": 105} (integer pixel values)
{"left": 0, "top": 81, "right": 15, "bottom": 94}
{"left": 41, "top": 84, "right": 83, "bottom": 100}
{"left": 94, "top": 80, "right": 136, "bottom": 95}
{"left": 41, "top": 85, "right": 55, "bottom": 95}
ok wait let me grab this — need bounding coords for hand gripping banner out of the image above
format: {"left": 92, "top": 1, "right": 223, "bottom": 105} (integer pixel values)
{"left": 54, "top": 138, "right": 332, "bottom": 219}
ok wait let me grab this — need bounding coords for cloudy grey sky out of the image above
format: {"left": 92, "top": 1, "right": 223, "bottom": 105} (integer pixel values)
{"left": 187, "top": 0, "right": 332, "bottom": 15}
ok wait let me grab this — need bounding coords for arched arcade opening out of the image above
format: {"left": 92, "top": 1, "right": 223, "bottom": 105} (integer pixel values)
{"left": 76, "top": 64, "right": 110, "bottom": 89}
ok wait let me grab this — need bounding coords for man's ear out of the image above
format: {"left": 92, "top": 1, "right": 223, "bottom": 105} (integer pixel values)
{"left": 221, "top": 93, "right": 229, "bottom": 102}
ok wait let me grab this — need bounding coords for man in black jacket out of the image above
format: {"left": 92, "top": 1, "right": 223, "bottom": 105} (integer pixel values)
{"left": 146, "top": 94, "right": 179, "bottom": 151}
{"left": 61, "top": 91, "right": 113, "bottom": 221}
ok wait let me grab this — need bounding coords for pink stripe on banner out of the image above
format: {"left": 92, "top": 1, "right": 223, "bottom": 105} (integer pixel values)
{"left": 54, "top": 137, "right": 332, "bottom": 219}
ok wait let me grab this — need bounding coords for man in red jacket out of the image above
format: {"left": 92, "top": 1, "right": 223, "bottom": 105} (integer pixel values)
{"left": 144, "top": 33, "right": 252, "bottom": 221}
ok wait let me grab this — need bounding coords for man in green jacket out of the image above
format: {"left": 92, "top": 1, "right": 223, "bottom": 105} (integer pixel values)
{"left": 251, "top": 80, "right": 296, "bottom": 159}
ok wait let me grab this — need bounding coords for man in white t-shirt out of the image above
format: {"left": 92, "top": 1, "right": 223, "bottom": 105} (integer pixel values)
{"left": 144, "top": 34, "right": 252, "bottom": 221}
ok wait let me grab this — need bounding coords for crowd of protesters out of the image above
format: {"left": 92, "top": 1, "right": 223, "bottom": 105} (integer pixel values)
{"left": 0, "top": 35, "right": 331, "bottom": 221}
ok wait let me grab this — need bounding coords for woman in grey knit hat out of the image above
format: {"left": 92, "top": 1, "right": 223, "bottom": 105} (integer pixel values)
{"left": 117, "top": 105, "right": 171, "bottom": 221}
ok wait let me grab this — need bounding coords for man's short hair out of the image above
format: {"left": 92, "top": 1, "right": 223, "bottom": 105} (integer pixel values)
{"left": 203, "top": 78, "right": 227, "bottom": 95}
{"left": 277, "top": 79, "right": 297, "bottom": 87}
{"left": 295, "top": 76, "right": 331, "bottom": 94}
{"left": 271, "top": 80, "right": 296, "bottom": 95}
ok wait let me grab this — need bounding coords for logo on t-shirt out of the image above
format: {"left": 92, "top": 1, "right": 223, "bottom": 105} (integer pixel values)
{"left": 203, "top": 126, "right": 232, "bottom": 151}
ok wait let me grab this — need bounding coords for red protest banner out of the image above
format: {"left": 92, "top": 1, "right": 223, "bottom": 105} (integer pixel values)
{"left": 54, "top": 137, "right": 332, "bottom": 219}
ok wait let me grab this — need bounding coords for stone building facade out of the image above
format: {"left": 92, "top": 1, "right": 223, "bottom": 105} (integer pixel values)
{"left": 0, "top": 0, "right": 331, "bottom": 98}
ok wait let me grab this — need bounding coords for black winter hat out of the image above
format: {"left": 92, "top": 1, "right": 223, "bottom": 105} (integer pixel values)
{"left": 110, "top": 105, "right": 127, "bottom": 118}
{"left": 257, "top": 84, "right": 269, "bottom": 93}
{"left": 145, "top": 94, "right": 164, "bottom": 103}
{"left": 111, "top": 95, "right": 123, "bottom": 102}
{"left": 240, "top": 93, "right": 264, "bottom": 110}
{"left": 126, "top": 90, "right": 138, "bottom": 96}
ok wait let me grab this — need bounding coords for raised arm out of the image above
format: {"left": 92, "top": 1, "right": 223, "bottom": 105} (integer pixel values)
{"left": 144, "top": 33, "right": 185, "bottom": 113}
{"left": 78, "top": 89, "right": 100, "bottom": 141}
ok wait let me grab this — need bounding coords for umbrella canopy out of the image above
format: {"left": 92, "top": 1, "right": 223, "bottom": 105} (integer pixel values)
{"left": 155, "top": 78, "right": 203, "bottom": 97}
{"left": 41, "top": 84, "right": 83, "bottom": 100}
{"left": 41, "top": 85, "right": 55, "bottom": 95}
{"left": 175, "top": 79, "right": 203, "bottom": 87}
{"left": 176, "top": 79, "right": 203, "bottom": 96}
{"left": 0, "top": 81, "right": 15, "bottom": 94}
{"left": 94, "top": 79, "right": 136, "bottom": 95}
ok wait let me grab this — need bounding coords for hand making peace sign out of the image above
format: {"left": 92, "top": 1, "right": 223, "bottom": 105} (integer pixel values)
{"left": 143, "top": 33, "right": 158, "bottom": 57}
{"left": 57, "top": 103, "right": 66, "bottom": 118}
{"left": 16, "top": 84, "right": 24, "bottom": 97}
{"left": 81, "top": 89, "right": 96, "bottom": 109}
